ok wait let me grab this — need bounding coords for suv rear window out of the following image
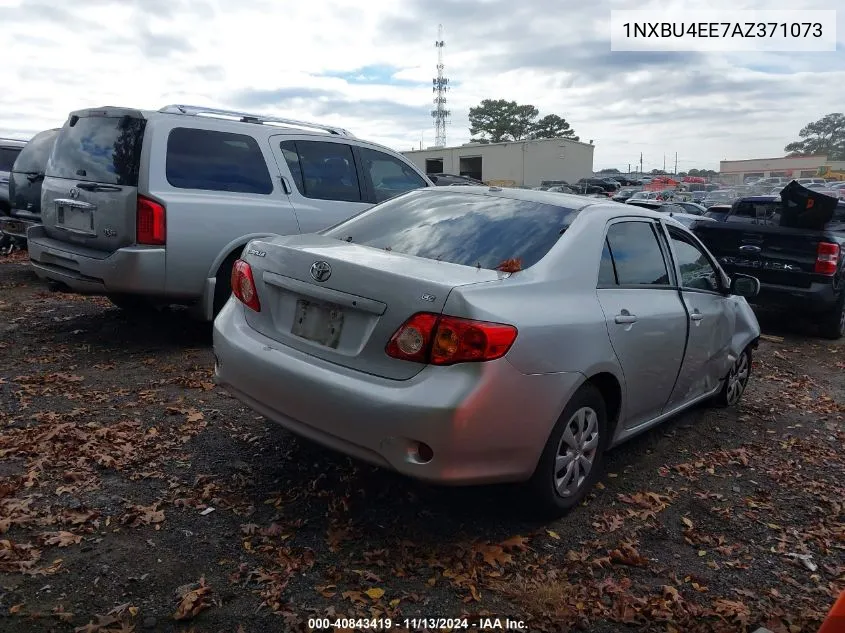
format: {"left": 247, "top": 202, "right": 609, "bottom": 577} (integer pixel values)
{"left": 48, "top": 115, "right": 146, "bottom": 186}
{"left": 12, "top": 129, "right": 59, "bottom": 174}
{"left": 166, "top": 128, "right": 273, "bottom": 194}
{"left": 0, "top": 147, "right": 22, "bottom": 171}
{"left": 322, "top": 189, "right": 581, "bottom": 270}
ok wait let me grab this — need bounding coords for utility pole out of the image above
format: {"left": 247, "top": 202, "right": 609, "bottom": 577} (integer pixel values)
{"left": 628, "top": 163, "right": 631, "bottom": 176}
{"left": 640, "top": 152, "right": 643, "bottom": 175}
{"left": 663, "top": 154, "right": 666, "bottom": 173}
{"left": 674, "top": 152, "right": 678, "bottom": 175}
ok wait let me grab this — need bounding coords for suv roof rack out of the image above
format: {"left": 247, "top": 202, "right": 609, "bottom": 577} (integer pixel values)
{"left": 158, "top": 104, "right": 355, "bottom": 137}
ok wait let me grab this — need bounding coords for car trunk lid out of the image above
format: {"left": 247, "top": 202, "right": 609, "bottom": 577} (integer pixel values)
{"left": 239, "top": 234, "right": 506, "bottom": 380}
{"left": 40, "top": 107, "right": 147, "bottom": 253}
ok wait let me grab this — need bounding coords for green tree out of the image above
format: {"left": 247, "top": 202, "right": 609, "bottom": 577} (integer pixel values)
{"left": 784, "top": 113, "right": 845, "bottom": 161}
{"left": 529, "top": 114, "right": 579, "bottom": 141}
{"left": 469, "top": 99, "right": 538, "bottom": 143}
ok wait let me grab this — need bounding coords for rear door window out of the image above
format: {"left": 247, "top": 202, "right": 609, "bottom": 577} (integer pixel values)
{"left": 48, "top": 115, "right": 146, "bottom": 185}
{"left": 322, "top": 189, "right": 580, "bottom": 270}
{"left": 166, "top": 128, "right": 273, "bottom": 194}
{"left": 0, "top": 147, "right": 22, "bottom": 171}
{"left": 358, "top": 147, "right": 427, "bottom": 202}
{"left": 12, "top": 130, "right": 58, "bottom": 173}
{"left": 279, "top": 140, "right": 362, "bottom": 202}
{"left": 604, "top": 221, "right": 671, "bottom": 286}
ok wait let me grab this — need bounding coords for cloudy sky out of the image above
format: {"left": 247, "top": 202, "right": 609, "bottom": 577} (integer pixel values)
{"left": 1, "top": 0, "right": 843, "bottom": 172}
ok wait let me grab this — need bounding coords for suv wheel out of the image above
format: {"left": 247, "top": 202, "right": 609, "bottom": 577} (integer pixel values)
{"left": 526, "top": 383, "right": 608, "bottom": 518}
{"left": 107, "top": 294, "right": 157, "bottom": 313}
{"left": 213, "top": 253, "right": 239, "bottom": 317}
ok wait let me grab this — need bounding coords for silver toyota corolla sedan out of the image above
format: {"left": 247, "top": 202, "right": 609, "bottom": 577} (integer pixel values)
{"left": 213, "top": 187, "right": 761, "bottom": 516}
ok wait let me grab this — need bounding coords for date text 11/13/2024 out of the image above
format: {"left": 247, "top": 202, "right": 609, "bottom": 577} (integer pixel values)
{"left": 307, "top": 617, "right": 528, "bottom": 630}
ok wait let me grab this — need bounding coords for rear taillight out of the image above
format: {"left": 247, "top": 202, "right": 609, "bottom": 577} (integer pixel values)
{"left": 815, "top": 242, "right": 840, "bottom": 276}
{"left": 136, "top": 195, "right": 166, "bottom": 245}
{"left": 386, "top": 312, "right": 517, "bottom": 365}
{"left": 230, "top": 259, "right": 261, "bottom": 312}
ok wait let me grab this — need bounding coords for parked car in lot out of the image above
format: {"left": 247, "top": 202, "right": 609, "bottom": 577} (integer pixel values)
{"left": 26, "top": 105, "right": 431, "bottom": 319}
{"left": 0, "top": 128, "right": 60, "bottom": 250}
{"left": 213, "top": 186, "right": 761, "bottom": 516}
{"left": 428, "top": 173, "right": 484, "bottom": 186}
{"left": 702, "top": 190, "right": 736, "bottom": 207}
{"left": 693, "top": 182, "right": 845, "bottom": 339}
{"left": 611, "top": 188, "right": 639, "bottom": 203}
{"left": 625, "top": 199, "right": 715, "bottom": 228}
{"left": 0, "top": 138, "right": 27, "bottom": 216}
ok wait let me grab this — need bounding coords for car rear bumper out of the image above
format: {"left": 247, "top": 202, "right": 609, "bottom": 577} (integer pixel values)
{"left": 0, "top": 216, "right": 39, "bottom": 239}
{"left": 26, "top": 225, "right": 166, "bottom": 295}
{"left": 212, "top": 300, "right": 583, "bottom": 486}
{"left": 751, "top": 280, "right": 841, "bottom": 313}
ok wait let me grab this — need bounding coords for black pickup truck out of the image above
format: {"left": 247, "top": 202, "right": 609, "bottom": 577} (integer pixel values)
{"left": 692, "top": 182, "right": 845, "bottom": 339}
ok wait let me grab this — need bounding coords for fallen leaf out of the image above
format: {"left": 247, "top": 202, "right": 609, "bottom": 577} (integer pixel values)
{"left": 365, "top": 587, "right": 385, "bottom": 600}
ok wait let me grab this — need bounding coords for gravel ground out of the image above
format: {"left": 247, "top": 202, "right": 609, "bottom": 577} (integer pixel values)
{"left": 0, "top": 253, "right": 842, "bottom": 633}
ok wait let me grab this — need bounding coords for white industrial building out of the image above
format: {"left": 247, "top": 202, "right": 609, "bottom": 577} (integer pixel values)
{"left": 402, "top": 137, "right": 595, "bottom": 187}
{"left": 719, "top": 155, "right": 845, "bottom": 185}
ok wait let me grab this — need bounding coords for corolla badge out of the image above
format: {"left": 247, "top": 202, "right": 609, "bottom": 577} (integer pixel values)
{"left": 310, "top": 260, "right": 332, "bottom": 282}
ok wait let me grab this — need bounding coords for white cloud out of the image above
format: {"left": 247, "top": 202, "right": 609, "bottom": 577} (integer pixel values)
{"left": 1, "top": 0, "right": 843, "bottom": 171}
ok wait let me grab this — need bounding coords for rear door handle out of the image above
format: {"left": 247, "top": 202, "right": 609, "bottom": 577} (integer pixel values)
{"left": 690, "top": 311, "right": 704, "bottom": 322}
{"left": 614, "top": 314, "right": 637, "bottom": 324}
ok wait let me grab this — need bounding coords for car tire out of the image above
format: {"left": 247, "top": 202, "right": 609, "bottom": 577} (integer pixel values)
{"left": 107, "top": 294, "right": 157, "bottom": 313}
{"left": 714, "top": 346, "right": 753, "bottom": 408}
{"left": 526, "top": 382, "right": 609, "bottom": 518}
{"left": 818, "top": 293, "right": 845, "bottom": 340}
{"left": 212, "top": 253, "right": 239, "bottom": 318}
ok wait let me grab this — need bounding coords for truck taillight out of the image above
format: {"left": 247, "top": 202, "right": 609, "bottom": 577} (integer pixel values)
{"left": 136, "top": 195, "right": 166, "bottom": 245}
{"left": 230, "top": 259, "right": 261, "bottom": 312}
{"left": 815, "top": 242, "right": 840, "bottom": 276}
{"left": 386, "top": 312, "right": 517, "bottom": 365}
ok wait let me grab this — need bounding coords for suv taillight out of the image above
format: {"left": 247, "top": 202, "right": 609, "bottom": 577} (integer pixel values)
{"left": 230, "top": 259, "right": 261, "bottom": 312}
{"left": 815, "top": 242, "right": 840, "bottom": 276}
{"left": 386, "top": 312, "right": 517, "bottom": 365}
{"left": 137, "top": 195, "right": 166, "bottom": 245}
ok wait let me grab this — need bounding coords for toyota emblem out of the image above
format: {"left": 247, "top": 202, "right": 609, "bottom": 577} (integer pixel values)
{"left": 310, "top": 260, "right": 332, "bottom": 282}
{"left": 69, "top": 187, "right": 80, "bottom": 199}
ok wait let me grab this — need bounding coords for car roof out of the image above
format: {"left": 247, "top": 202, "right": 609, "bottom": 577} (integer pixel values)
{"left": 0, "top": 137, "right": 28, "bottom": 148}
{"left": 738, "top": 195, "right": 778, "bottom": 202}
{"left": 61, "top": 104, "right": 412, "bottom": 162}
{"left": 421, "top": 185, "right": 601, "bottom": 210}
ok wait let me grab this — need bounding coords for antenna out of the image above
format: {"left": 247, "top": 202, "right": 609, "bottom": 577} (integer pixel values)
{"left": 431, "top": 24, "right": 450, "bottom": 148}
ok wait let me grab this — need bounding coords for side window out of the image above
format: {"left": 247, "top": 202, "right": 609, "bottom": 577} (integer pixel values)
{"left": 668, "top": 230, "right": 721, "bottom": 292}
{"left": 279, "top": 140, "right": 361, "bottom": 202}
{"left": 166, "top": 128, "right": 273, "bottom": 194}
{"left": 359, "top": 147, "right": 427, "bottom": 203}
{"left": 598, "top": 238, "right": 617, "bottom": 286}
{"left": 604, "top": 221, "right": 671, "bottom": 286}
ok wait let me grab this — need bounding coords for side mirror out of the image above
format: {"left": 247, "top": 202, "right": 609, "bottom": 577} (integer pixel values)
{"left": 730, "top": 274, "right": 760, "bottom": 298}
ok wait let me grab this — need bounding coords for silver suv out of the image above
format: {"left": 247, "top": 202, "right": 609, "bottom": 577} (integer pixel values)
{"left": 27, "top": 105, "right": 432, "bottom": 319}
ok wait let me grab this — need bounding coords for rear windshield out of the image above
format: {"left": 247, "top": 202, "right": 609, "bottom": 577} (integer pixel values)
{"left": 12, "top": 129, "right": 58, "bottom": 173}
{"left": 48, "top": 115, "right": 146, "bottom": 185}
{"left": 0, "top": 147, "right": 22, "bottom": 171}
{"left": 322, "top": 189, "right": 581, "bottom": 270}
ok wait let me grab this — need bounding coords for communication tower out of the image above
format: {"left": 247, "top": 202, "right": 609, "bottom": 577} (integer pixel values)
{"left": 431, "top": 24, "right": 450, "bottom": 147}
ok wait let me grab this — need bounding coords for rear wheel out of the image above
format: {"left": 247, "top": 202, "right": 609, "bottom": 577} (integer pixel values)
{"left": 526, "top": 383, "right": 608, "bottom": 518}
{"left": 818, "top": 293, "right": 845, "bottom": 340}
